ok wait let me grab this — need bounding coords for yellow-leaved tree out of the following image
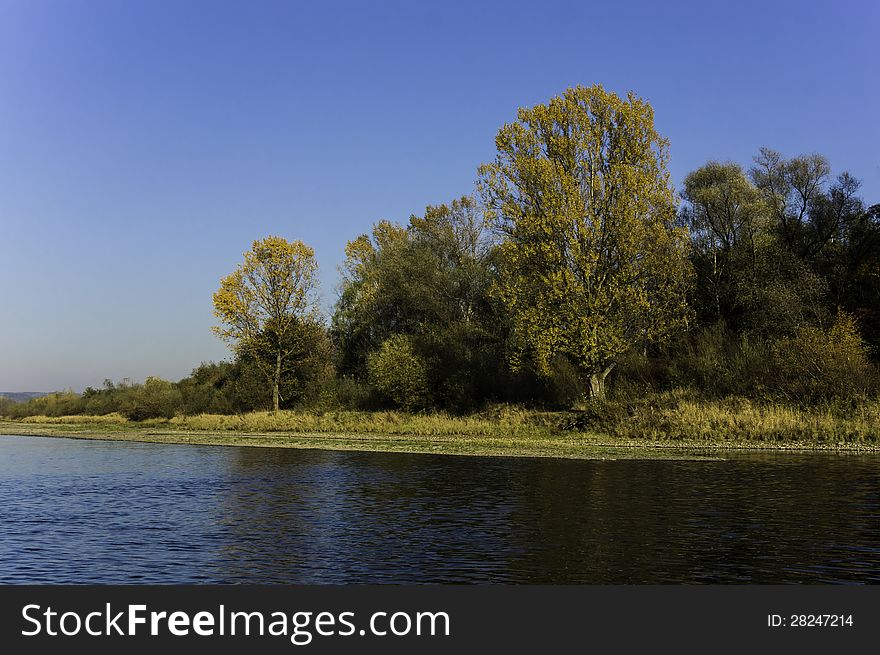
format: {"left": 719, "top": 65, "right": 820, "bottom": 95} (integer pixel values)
{"left": 212, "top": 236, "right": 319, "bottom": 413}
{"left": 478, "top": 85, "right": 693, "bottom": 400}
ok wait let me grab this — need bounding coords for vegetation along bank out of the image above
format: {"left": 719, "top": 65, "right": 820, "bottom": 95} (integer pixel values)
{"left": 3, "top": 85, "right": 879, "bottom": 455}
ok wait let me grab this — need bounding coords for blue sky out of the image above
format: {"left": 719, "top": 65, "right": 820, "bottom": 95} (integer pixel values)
{"left": 1, "top": 0, "right": 877, "bottom": 391}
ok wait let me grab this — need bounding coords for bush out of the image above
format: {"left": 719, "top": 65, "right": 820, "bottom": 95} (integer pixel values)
{"left": 771, "top": 311, "right": 875, "bottom": 405}
{"left": 0, "top": 396, "right": 16, "bottom": 416}
{"left": 314, "top": 376, "right": 379, "bottom": 410}
{"left": 367, "top": 335, "right": 431, "bottom": 411}
{"left": 609, "top": 349, "right": 665, "bottom": 401}
{"left": 5, "top": 391, "right": 86, "bottom": 418}
{"left": 665, "top": 323, "right": 772, "bottom": 398}
{"left": 180, "top": 383, "right": 232, "bottom": 415}
{"left": 546, "top": 356, "right": 587, "bottom": 407}
{"left": 119, "top": 377, "right": 182, "bottom": 421}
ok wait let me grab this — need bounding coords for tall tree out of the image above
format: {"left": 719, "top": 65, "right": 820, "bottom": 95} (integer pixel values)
{"left": 478, "top": 85, "right": 692, "bottom": 400}
{"left": 744, "top": 148, "right": 877, "bottom": 337}
{"left": 680, "top": 161, "right": 767, "bottom": 324}
{"left": 331, "top": 197, "right": 505, "bottom": 408}
{"left": 213, "top": 236, "right": 320, "bottom": 413}
{"left": 749, "top": 148, "right": 863, "bottom": 260}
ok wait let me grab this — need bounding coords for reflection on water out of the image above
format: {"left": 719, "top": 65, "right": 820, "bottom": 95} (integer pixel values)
{"left": 0, "top": 435, "right": 878, "bottom": 583}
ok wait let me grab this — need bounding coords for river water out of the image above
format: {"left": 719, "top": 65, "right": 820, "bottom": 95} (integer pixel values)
{"left": 0, "top": 434, "right": 877, "bottom": 583}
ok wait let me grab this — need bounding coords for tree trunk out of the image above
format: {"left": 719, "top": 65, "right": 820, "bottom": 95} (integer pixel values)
{"left": 588, "top": 363, "right": 616, "bottom": 401}
{"left": 272, "top": 349, "right": 281, "bottom": 414}
{"left": 713, "top": 251, "right": 721, "bottom": 321}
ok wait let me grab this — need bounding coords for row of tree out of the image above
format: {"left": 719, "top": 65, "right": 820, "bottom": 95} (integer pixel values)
{"left": 6, "top": 85, "right": 879, "bottom": 419}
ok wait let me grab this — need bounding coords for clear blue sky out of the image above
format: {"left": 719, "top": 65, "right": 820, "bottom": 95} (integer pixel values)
{"left": 1, "top": 0, "right": 877, "bottom": 391}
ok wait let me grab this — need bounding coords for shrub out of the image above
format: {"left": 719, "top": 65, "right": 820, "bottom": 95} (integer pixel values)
{"left": 367, "top": 335, "right": 430, "bottom": 411}
{"left": 5, "top": 391, "right": 85, "bottom": 418}
{"left": 180, "top": 383, "right": 231, "bottom": 415}
{"left": 314, "top": 376, "right": 379, "bottom": 410}
{"left": 0, "top": 396, "right": 16, "bottom": 416}
{"left": 771, "top": 311, "right": 875, "bottom": 405}
{"left": 119, "top": 377, "right": 182, "bottom": 421}
{"left": 546, "top": 355, "right": 587, "bottom": 408}
{"left": 665, "top": 323, "right": 772, "bottom": 398}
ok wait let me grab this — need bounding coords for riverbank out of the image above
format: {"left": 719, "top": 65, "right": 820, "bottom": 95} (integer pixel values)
{"left": 0, "top": 423, "right": 717, "bottom": 460}
{"left": 2, "top": 396, "right": 878, "bottom": 458}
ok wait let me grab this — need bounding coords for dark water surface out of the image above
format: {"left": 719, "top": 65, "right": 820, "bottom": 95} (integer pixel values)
{"left": 0, "top": 435, "right": 878, "bottom": 584}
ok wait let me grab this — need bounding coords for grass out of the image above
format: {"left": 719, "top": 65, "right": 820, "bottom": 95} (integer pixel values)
{"left": 585, "top": 391, "right": 880, "bottom": 446}
{"left": 2, "top": 392, "right": 879, "bottom": 458}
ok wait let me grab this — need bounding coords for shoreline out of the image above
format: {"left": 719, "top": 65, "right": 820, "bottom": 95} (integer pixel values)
{"left": 2, "top": 420, "right": 879, "bottom": 461}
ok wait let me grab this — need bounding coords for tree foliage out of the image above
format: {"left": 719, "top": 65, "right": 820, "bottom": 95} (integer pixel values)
{"left": 771, "top": 311, "right": 874, "bottom": 405}
{"left": 118, "top": 376, "right": 182, "bottom": 421}
{"left": 5, "top": 87, "right": 878, "bottom": 419}
{"left": 367, "top": 334, "right": 430, "bottom": 411}
{"left": 331, "top": 197, "right": 508, "bottom": 409}
{"left": 478, "top": 84, "right": 692, "bottom": 398}
{"left": 680, "top": 161, "right": 767, "bottom": 325}
{"left": 213, "top": 236, "right": 321, "bottom": 412}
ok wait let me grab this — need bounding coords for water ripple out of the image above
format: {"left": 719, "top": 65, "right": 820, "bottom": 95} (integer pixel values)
{"left": 0, "top": 435, "right": 878, "bottom": 584}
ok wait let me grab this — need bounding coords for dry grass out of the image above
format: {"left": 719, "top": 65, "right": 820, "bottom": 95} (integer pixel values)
{"left": 168, "top": 406, "right": 551, "bottom": 438}
{"left": 18, "top": 413, "right": 171, "bottom": 427}
{"left": 19, "top": 413, "right": 131, "bottom": 425}
{"left": 3, "top": 394, "right": 879, "bottom": 453}
{"left": 608, "top": 395, "right": 880, "bottom": 445}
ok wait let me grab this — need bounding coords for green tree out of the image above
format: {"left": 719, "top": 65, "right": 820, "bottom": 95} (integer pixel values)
{"left": 478, "top": 85, "right": 692, "bottom": 400}
{"left": 177, "top": 361, "right": 236, "bottom": 415}
{"left": 331, "top": 197, "right": 507, "bottom": 408}
{"left": 213, "top": 236, "right": 320, "bottom": 413}
{"left": 750, "top": 148, "right": 864, "bottom": 261}
{"left": 680, "top": 161, "right": 767, "bottom": 324}
{"left": 0, "top": 396, "right": 16, "bottom": 417}
{"left": 843, "top": 204, "right": 880, "bottom": 348}
{"left": 242, "top": 317, "right": 334, "bottom": 408}
{"left": 367, "top": 334, "right": 430, "bottom": 411}
{"left": 331, "top": 219, "right": 412, "bottom": 377}
{"left": 740, "top": 148, "right": 873, "bottom": 338}
{"left": 119, "top": 377, "right": 182, "bottom": 421}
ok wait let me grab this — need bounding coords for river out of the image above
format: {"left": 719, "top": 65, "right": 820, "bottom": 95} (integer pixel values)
{"left": 0, "top": 434, "right": 878, "bottom": 583}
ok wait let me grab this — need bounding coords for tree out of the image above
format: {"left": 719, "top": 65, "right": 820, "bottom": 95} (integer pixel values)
{"left": 739, "top": 148, "right": 879, "bottom": 338}
{"left": 844, "top": 204, "right": 880, "bottom": 348}
{"left": 213, "top": 236, "right": 320, "bottom": 413}
{"left": 241, "top": 317, "right": 334, "bottom": 408}
{"left": 119, "top": 377, "right": 182, "bottom": 421}
{"left": 331, "top": 220, "right": 409, "bottom": 377}
{"left": 367, "top": 334, "right": 430, "bottom": 411}
{"left": 331, "top": 197, "right": 507, "bottom": 408}
{"left": 680, "top": 161, "right": 767, "bottom": 324}
{"left": 750, "top": 148, "right": 864, "bottom": 260}
{"left": 478, "top": 84, "right": 692, "bottom": 400}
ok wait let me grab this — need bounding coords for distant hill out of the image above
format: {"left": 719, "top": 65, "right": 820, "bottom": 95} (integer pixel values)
{"left": 0, "top": 392, "right": 50, "bottom": 403}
